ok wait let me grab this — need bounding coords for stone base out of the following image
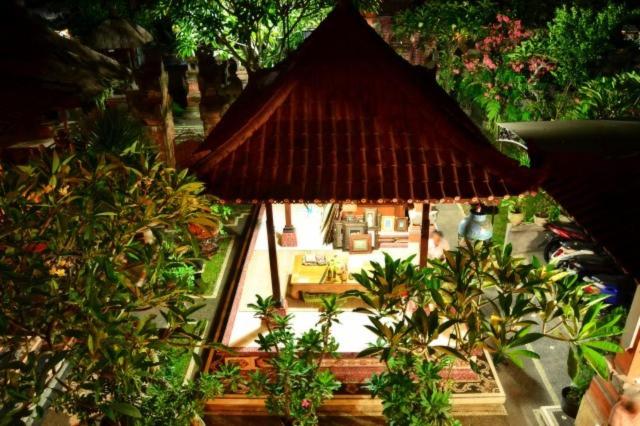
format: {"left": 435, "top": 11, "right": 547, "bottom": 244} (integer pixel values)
{"left": 280, "top": 226, "right": 298, "bottom": 247}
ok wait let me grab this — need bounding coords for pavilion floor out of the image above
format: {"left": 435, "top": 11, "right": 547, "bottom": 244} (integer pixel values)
{"left": 224, "top": 203, "right": 421, "bottom": 352}
{"left": 210, "top": 204, "right": 505, "bottom": 414}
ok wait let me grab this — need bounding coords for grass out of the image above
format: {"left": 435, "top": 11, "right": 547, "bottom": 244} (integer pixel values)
{"left": 158, "top": 345, "right": 193, "bottom": 383}
{"left": 199, "top": 237, "right": 231, "bottom": 296}
{"left": 492, "top": 206, "right": 509, "bottom": 248}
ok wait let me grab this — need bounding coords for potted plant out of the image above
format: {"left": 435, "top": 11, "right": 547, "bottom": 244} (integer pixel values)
{"left": 532, "top": 192, "right": 562, "bottom": 226}
{"left": 501, "top": 198, "right": 524, "bottom": 226}
{"left": 533, "top": 211, "right": 549, "bottom": 226}
{"left": 561, "top": 365, "right": 594, "bottom": 418}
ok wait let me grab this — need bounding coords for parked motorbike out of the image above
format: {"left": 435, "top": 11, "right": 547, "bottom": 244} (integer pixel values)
{"left": 547, "top": 239, "right": 600, "bottom": 264}
{"left": 583, "top": 273, "right": 635, "bottom": 308}
{"left": 558, "top": 254, "right": 620, "bottom": 278}
{"left": 543, "top": 221, "right": 593, "bottom": 262}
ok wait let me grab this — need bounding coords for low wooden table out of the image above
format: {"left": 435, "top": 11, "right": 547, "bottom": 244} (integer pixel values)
{"left": 287, "top": 254, "right": 366, "bottom": 300}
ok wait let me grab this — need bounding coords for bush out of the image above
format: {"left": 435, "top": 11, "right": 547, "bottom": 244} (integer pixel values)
{"left": 0, "top": 112, "right": 222, "bottom": 424}
{"left": 247, "top": 295, "right": 342, "bottom": 426}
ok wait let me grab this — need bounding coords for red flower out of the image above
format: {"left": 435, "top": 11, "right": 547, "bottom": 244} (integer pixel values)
{"left": 25, "top": 242, "right": 47, "bottom": 253}
{"left": 301, "top": 399, "right": 311, "bottom": 410}
{"left": 188, "top": 223, "right": 207, "bottom": 237}
{"left": 188, "top": 222, "right": 217, "bottom": 239}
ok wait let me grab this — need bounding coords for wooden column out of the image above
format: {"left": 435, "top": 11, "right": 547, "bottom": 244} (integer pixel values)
{"left": 419, "top": 203, "right": 430, "bottom": 267}
{"left": 281, "top": 203, "right": 298, "bottom": 247}
{"left": 284, "top": 203, "right": 293, "bottom": 227}
{"left": 265, "top": 202, "right": 283, "bottom": 306}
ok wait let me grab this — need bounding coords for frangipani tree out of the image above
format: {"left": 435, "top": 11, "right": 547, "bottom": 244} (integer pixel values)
{"left": 0, "top": 110, "right": 224, "bottom": 424}
{"left": 349, "top": 243, "right": 624, "bottom": 425}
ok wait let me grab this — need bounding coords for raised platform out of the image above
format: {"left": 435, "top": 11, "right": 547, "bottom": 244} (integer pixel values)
{"left": 203, "top": 350, "right": 506, "bottom": 417}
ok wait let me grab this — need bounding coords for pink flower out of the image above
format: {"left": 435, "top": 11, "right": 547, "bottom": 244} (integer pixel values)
{"left": 482, "top": 55, "right": 497, "bottom": 70}
{"left": 301, "top": 399, "right": 311, "bottom": 409}
{"left": 464, "top": 60, "right": 477, "bottom": 72}
{"left": 511, "top": 62, "right": 524, "bottom": 72}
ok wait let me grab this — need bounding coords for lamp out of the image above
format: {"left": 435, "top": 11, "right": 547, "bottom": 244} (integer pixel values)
{"left": 458, "top": 204, "right": 494, "bottom": 241}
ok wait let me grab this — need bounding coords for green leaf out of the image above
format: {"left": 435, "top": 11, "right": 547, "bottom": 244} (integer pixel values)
{"left": 583, "top": 340, "right": 622, "bottom": 354}
{"left": 358, "top": 346, "right": 383, "bottom": 358}
{"left": 110, "top": 402, "right": 142, "bottom": 418}
{"left": 581, "top": 346, "right": 610, "bottom": 379}
{"left": 52, "top": 151, "right": 60, "bottom": 173}
{"left": 567, "top": 347, "right": 579, "bottom": 381}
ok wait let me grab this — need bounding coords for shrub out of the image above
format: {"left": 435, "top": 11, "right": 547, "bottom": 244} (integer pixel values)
{"left": 0, "top": 112, "right": 221, "bottom": 424}
{"left": 247, "top": 295, "right": 342, "bottom": 426}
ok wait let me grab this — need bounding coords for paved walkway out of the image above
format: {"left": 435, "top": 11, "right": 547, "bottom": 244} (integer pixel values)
{"left": 433, "top": 203, "right": 465, "bottom": 249}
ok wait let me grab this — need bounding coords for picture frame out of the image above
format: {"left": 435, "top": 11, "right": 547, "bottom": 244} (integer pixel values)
{"left": 380, "top": 215, "right": 395, "bottom": 232}
{"left": 395, "top": 217, "right": 409, "bottom": 232}
{"left": 368, "top": 229, "right": 378, "bottom": 249}
{"left": 343, "top": 222, "right": 368, "bottom": 249}
{"left": 332, "top": 220, "right": 343, "bottom": 249}
{"left": 363, "top": 207, "right": 378, "bottom": 228}
{"left": 343, "top": 213, "right": 362, "bottom": 223}
{"left": 349, "top": 233, "right": 372, "bottom": 254}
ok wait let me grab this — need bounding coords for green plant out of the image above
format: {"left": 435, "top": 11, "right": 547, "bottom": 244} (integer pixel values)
{"left": 163, "top": 263, "right": 197, "bottom": 292}
{"left": 367, "top": 356, "right": 461, "bottom": 426}
{"left": 349, "top": 244, "right": 624, "bottom": 424}
{"left": 139, "top": 363, "right": 243, "bottom": 426}
{"left": 501, "top": 196, "right": 524, "bottom": 214}
{"left": 0, "top": 113, "right": 222, "bottom": 424}
{"left": 544, "top": 4, "right": 624, "bottom": 88}
{"left": 247, "top": 295, "right": 342, "bottom": 426}
{"left": 349, "top": 253, "right": 461, "bottom": 425}
{"left": 564, "top": 361, "right": 596, "bottom": 406}
{"left": 393, "top": 1, "right": 640, "bottom": 139}
{"left": 526, "top": 191, "right": 562, "bottom": 221}
{"left": 569, "top": 71, "right": 640, "bottom": 119}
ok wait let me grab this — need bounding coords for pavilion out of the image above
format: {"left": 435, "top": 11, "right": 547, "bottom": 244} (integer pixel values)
{"left": 191, "top": 1, "right": 539, "bottom": 310}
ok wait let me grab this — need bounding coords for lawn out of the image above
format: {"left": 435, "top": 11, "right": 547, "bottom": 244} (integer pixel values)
{"left": 492, "top": 206, "right": 509, "bottom": 248}
{"left": 199, "top": 237, "right": 232, "bottom": 296}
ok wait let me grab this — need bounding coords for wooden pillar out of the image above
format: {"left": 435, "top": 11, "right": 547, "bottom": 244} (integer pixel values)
{"left": 284, "top": 203, "right": 293, "bottom": 227}
{"left": 419, "top": 203, "right": 430, "bottom": 267}
{"left": 265, "top": 202, "right": 283, "bottom": 307}
{"left": 281, "top": 203, "right": 298, "bottom": 247}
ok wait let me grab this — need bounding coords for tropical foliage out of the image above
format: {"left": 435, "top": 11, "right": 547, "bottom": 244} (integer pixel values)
{"left": 247, "top": 295, "right": 342, "bottom": 426}
{"left": 0, "top": 110, "right": 222, "bottom": 424}
{"left": 150, "top": 0, "right": 380, "bottom": 73}
{"left": 395, "top": 1, "right": 640, "bottom": 129}
{"left": 349, "top": 244, "right": 624, "bottom": 423}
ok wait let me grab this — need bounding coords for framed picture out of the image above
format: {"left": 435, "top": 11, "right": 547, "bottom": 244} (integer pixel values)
{"left": 343, "top": 222, "right": 367, "bottom": 249}
{"left": 380, "top": 215, "right": 395, "bottom": 232}
{"left": 368, "top": 229, "right": 378, "bottom": 249}
{"left": 332, "top": 220, "right": 343, "bottom": 249}
{"left": 343, "top": 213, "right": 362, "bottom": 223}
{"left": 395, "top": 217, "right": 409, "bottom": 232}
{"left": 363, "top": 208, "right": 378, "bottom": 228}
{"left": 349, "top": 234, "right": 372, "bottom": 254}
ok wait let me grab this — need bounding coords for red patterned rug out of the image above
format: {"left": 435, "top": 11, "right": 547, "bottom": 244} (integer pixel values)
{"left": 205, "top": 350, "right": 501, "bottom": 395}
